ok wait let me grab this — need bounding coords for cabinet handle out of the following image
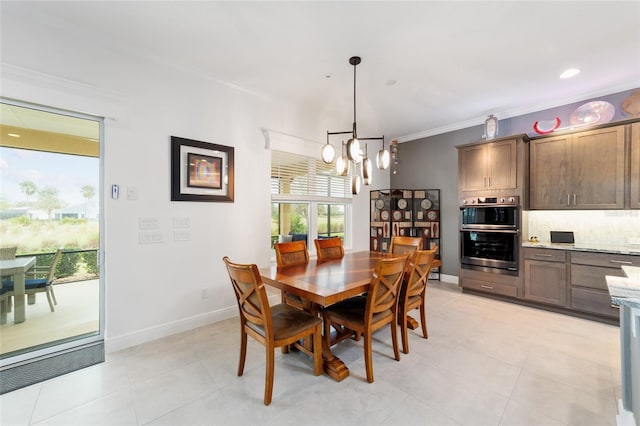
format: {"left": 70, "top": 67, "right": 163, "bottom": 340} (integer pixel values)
{"left": 610, "top": 259, "right": 633, "bottom": 265}
{"left": 535, "top": 254, "right": 553, "bottom": 257}
{"left": 573, "top": 194, "right": 577, "bottom": 206}
{"left": 488, "top": 176, "right": 491, "bottom": 187}
{"left": 567, "top": 194, "right": 570, "bottom": 206}
{"left": 480, "top": 284, "right": 494, "bottom": 290}
{"left": 483, "top": 177, "right": 487, "bottom": 188}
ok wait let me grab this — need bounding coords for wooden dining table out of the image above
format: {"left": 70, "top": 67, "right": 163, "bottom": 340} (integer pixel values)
{"left": 259, "top": 250, "right": 400, "bottom": 381}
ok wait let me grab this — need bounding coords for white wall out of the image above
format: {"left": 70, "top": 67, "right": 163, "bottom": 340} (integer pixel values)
{"left": 1, "top": 52, "right": 379, "bottom": 353}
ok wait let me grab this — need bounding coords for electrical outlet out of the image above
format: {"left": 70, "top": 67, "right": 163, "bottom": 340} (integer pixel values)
{"left": 201, "top": 288, "right": 209, "bottom": 299}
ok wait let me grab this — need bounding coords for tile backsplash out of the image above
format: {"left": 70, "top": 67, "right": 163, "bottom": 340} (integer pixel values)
{"left": 524, "top": 210, "right": 640, "bottom": 246}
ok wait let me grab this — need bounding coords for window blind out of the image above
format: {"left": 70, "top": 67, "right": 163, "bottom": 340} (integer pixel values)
{"left": 271, "top": 150, "right": 351, "bottom": 198}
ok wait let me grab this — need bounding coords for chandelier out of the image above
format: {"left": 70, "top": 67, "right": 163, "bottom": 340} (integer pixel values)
{"left": 321, "top": 56, "right": 389, "bottom": 194}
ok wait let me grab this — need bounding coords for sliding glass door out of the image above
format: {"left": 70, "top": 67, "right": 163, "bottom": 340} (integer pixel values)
{"left": 0, "top": 100, "right": 103, "bottom": 388}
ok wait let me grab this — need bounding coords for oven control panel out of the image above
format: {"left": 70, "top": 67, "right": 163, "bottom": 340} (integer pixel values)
{"left": 460, "top": 195, "right": 519, "bottom": 206}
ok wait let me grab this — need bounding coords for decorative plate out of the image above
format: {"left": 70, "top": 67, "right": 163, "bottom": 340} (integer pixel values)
{"left": 427, "top": 211, "right": 437, "bottom": 220}
{"left": 569, "top": 101, "right": 615, "bottom": 126}
{"left": 533, "top": 117, "right": 561, "bottom": 134}
{"left": 421, "top": 199, "right": 432, "bottom": 210}
{"left": 380, "top": 210, "right": 390, "bottom": 221}
{"left": 393, "top": 211, "right": 402, "bottom": 221}
{"left": 397, "top": 199, "right": 407, "bottom": 209}
{"left": 375, "top": 199, "right": 385, "bottom": 210}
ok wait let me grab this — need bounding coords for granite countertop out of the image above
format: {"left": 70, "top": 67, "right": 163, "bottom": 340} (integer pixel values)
{"left": 522, "top": 241, "right": 640, "bottom": 256}
{"left": 607, "top": 265, "right": 640, "bottom": 309}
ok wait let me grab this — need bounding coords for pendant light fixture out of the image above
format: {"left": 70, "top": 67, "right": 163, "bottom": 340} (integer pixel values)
{"left": 324, "top": 56, "right": 386, "bottom": 186}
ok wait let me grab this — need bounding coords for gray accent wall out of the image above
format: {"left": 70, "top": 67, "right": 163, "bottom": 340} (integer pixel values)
{"left": 391, "top": 87, "right": 639, "bottom": 278}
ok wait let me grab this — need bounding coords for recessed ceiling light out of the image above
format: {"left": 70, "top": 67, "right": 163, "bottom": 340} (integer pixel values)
{"left": 560, "top": 68, "right": 580, "bottom": 79}
{"left": 7, "top": 133, "right": 21, "bottom": 138}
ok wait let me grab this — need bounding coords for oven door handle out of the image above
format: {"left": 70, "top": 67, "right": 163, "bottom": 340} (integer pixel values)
{"left": 460, "top": 228, "right": 519, "bottom": 234}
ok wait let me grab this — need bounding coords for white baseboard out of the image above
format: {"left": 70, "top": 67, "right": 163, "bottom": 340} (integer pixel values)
{"left": 105, "top": 294, "right": 283, "bottom": 354}
{"left": 105, "top": 305, "right": 238, "bottom": 353}
{"left": 439, "top": 274, "right": 459, "bottom": 285}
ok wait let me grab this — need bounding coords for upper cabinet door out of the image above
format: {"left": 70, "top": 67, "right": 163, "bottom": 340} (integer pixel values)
{"left": 630, "top": 122, "right": 640, "bottom": 209}
{"left": 487, "top": 139, "right": 517, "bottom": 190}
{"left": 571, "top": 127, "right": 625, "bottom": 209}
{"left": 530, "top": 135, "right": 572, "bottom": 209}
{"left": 458, "top": 143, "right": 487, "bottom": 192}
{"left": 459, "top": 138, "right": 517, "bottom": 193}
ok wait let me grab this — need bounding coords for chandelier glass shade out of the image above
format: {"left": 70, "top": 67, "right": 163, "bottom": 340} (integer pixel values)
{"left": 346, "top": 137, "right": 362, "bottom": 163}
{"left": 351, "top": 174, "right": 361, "bottom": 195}
{"left": 362, "top": 143, "right": 373, "bottom": 186}
{"left": 376, "top": 138, "right": 390, "bottom": 170}
{"left": 321, "top": 140, "right": 336, "bottom": 164}
{"left": 336, "top": 141, "right": 350, "bottom": 176}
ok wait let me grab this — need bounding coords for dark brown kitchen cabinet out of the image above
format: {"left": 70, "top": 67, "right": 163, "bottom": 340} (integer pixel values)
{"left": 631, "top": 122, "right": 640, "bottom": 209}
{"left": 458, "top": 138, "right": 517, "bottom": 192}
{"left": 570, "top": 251, "right": 640, "bottom": 319}
{"left": 530, "top": 126, "right": 625, "bottom": 209}
{"left": 524, "top": 248, "right": 567, "bottom": 306}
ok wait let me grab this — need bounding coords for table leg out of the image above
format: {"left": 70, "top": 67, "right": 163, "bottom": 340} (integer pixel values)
{"left": 0, "top": 300, "right": 7, "bottom": 324}
{"left": 13, "top": 270, "right": 26, "bottom": 324}
{"left": 303, "top": 302, "right": 350, "bottom": 381}
{"left": 322, "top": 334, "right": 350, "bottom": 381}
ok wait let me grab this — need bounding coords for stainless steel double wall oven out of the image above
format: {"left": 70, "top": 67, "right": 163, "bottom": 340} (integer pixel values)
{"left": 460, "top": 196, "right": 520, "bottom": 275}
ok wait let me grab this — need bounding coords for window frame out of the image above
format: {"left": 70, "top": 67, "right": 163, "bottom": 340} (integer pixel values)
{"left": 270, "top": 149, "right": 353, "bottom": 256}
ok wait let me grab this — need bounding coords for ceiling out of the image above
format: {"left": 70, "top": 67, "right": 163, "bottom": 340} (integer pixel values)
{"left": 1, "top": 1, "right": 639, "bottom": 142}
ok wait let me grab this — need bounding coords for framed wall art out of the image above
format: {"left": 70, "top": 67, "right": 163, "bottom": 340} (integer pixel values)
{"left": 171, "top": 136, "right": 234, "bottom": 202}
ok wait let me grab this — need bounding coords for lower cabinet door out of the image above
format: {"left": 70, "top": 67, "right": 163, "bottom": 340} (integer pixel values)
{"left": 524, "top": 260, "right": 567, "bottom": 306}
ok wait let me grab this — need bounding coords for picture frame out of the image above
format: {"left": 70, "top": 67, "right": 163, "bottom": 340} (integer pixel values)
{"left": 171, "top": 136, "right": 234, "bottom": 202}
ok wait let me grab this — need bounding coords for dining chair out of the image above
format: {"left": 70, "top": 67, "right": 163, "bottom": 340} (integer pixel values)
{"left": 399, "top": 247, "right": 437, "bottom": 354}
{"left": 0, "top": 247, "right": 17, "bottom": 260}
{"left": 274, "top": 240, "right": 309, "bottom": 310}
{"left": 0, "top": 246, "right": 18, "bottom": 315}
{"left": 222, "top": 256, "right": 323, "bottom": 405}
{"left": 322, "top": 254, "right": 409, "bottom": 383}
{"left": 388, "top": 236, "right": 422, "bottom": 255}
{"left": 3, "top": 249, "right": 63, "bottom": 312}
{"left": 314, "top": 237, "right": 344, "bottom": 261}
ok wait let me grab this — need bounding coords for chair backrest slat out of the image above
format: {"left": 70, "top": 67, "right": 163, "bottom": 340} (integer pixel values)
{"left": 314, "top": 238, "right": 344, "bottom": 261}
{"left": 274, "top": 240, "right": 309, "bottom": 266}
{"left": 389, "top": 236, "right": 421, "bottom": 255}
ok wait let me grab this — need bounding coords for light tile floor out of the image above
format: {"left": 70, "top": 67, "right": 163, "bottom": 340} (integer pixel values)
{"left": 0, "top": 282, "right": 622, "bottom": 426}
